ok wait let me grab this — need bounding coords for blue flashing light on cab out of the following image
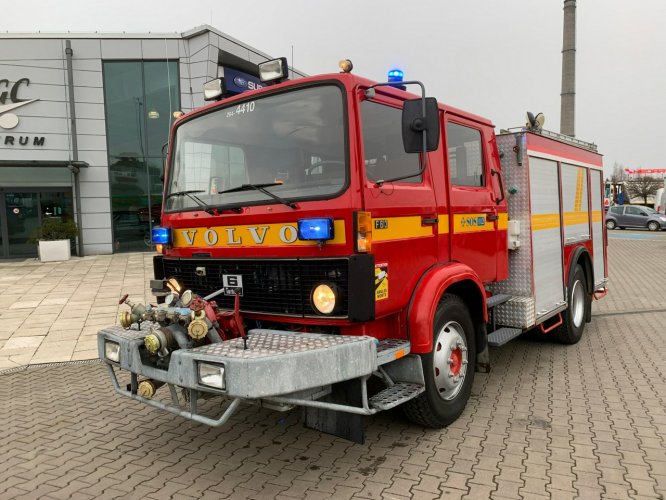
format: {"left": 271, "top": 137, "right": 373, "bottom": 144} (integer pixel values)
{"left": 297, "top": 218, "right": 334, "bottom": 241}
{"left": 387, "top": 69, "right": 404, "bottom": 82}
{"left": 151, "top": 227, "right": 171, "bottom": 245}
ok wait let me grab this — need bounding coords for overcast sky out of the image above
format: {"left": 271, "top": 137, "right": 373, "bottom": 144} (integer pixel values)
{"left": 5, "top": 0, "right": 666, "bottom": 175}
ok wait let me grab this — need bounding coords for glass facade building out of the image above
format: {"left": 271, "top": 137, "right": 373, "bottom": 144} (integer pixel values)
{"left": 0, "top": 26, "right": 305, "bottom": 258}
{"left": 103, "top": 61, "right": 179, "bottom": 252}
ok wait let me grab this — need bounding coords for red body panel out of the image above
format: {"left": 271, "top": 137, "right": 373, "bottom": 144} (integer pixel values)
{"left": 526, "top": 133, "right": 603, "bottom": 168}
{"left": 407, "top": 263, "right": 486, "bottom": 353}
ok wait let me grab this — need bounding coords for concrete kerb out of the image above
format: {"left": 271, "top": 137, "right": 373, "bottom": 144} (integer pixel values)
{"left": 0, "top": 358, "right": 102, "bottom": 376}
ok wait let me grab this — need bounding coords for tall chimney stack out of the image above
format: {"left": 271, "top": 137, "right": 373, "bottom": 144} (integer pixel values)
{"left": 560, "top": 0, "right": 576, "bottom": 137}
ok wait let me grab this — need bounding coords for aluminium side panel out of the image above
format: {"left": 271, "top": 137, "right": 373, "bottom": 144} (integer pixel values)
{"left": 590, "top": 169, "right": 606, "bottom": 288}
{"left": 528, "top": 156, "right": 566, "bottom": 318}
{"left": 489, "top": 133, "right": 536, "bottom": 328}
{"left": 561, "top": 163, "right": 590, "bottom": 244}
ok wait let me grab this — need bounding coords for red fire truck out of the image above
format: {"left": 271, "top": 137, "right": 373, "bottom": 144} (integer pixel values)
{"left": 98, "top": 58, "right": 607, "bottom": 442}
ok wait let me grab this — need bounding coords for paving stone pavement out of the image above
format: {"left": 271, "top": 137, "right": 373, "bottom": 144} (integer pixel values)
{"left": 0, "top": 253, "right": 155, "bottom": 370}
{"left": 0, "top": 236, "right": 665, "bottom": 499}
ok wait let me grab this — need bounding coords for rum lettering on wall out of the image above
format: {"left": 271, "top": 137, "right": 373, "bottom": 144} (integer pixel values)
{"left": 2, "top": 136, "right": 46, "bottom": 146}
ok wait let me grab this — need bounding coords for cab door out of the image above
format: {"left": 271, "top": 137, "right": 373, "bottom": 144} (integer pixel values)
{"left": 445, "top": 117, "right": 499, "bottom": 283}
{"left": 360, "top": 96, "right": 438, "bottom": 319}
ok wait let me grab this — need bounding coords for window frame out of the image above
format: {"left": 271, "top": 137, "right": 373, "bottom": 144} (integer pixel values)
{"left": 359, "top": 97, "right": 424, "bottom": 185}
{"left": 625, "top": 206, "right": 644, "bottom": 216}
{"left": 165, "top": 81, "right": 350, "bottom": 214}
{"left": 445, "top": 120, "right": 487, "bottom": 189}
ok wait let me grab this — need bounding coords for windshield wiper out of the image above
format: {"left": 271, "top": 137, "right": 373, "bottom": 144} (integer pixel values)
{"left": 218, "top": 183, "right": 297, "bottom": 209}
{"left": 165, "top": 190, "right": 217, "bottom": 214}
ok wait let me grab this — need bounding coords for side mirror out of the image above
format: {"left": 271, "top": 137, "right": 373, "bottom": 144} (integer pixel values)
{"left": 402, "top": 97, "right": 440, "bottom": 153}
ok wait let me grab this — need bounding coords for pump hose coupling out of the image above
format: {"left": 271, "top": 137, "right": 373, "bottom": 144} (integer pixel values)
{"left": 143, "top": 333, "right": 161, "bottom": 354}
{"left": 144, "top": 327, "right": 175, "bottom": 356}
{"left": 137, "top": 379, "right": 164, "bottom": 399}
{"left": 187, "top": 310, "right": 209, "bottom": 340}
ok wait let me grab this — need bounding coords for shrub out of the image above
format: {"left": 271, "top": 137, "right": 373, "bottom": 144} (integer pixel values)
{"left": 30, "top": 218, "right": 78, "bottom": 242}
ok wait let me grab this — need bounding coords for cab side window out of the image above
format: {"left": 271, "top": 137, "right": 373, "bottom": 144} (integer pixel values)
{"left": 625, "top": 206, "right": 643, "bottom": 215}
{"left": 447, "top": 122, "right": 484, "bottom": 187}
{"left": 361, "top": 100, "right": 421, "bottom": 183}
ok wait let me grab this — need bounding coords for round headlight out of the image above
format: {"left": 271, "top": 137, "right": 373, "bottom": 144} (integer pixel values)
{"left": 312, "top": 284, "right": 337, "bottom": 314}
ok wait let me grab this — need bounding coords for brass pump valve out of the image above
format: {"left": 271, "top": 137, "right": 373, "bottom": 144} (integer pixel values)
{"left": 118, "top": 294, "right": 148, "bottom": 328}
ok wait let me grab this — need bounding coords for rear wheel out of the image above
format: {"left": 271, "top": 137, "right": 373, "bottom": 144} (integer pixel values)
{"left": 554, "top": 264, "right": 588, "bottom": 344}
{"left": 403, "top": 294, "right": 476, "bottom": 428}
{"left": 647, "top": 221, "right": 660, "bottom": 231}
{"left": 605, "top": 219, "right": 616, "bottom": 230}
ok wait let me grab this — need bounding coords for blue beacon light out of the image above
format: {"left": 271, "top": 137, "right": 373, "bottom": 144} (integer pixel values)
{"left": 297, "top": 218, "right": 334, "bottom": 241}
{"left": 387, "top": 69, "right": 404, "bottom": 82}
{"left": 151, "top": 227, "right": 171, "bottom": 245}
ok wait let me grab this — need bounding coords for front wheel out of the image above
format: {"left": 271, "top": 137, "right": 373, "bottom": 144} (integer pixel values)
{"left": 554, "top": 264, "right": 588, "bottom": 344}
{"left": 647, "top": 221, "right": 660, "bottom": 231}
{"left": 403, "top": 294, "right": 476, "bottom": 428}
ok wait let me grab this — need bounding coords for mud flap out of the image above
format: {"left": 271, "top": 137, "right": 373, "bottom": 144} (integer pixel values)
{"left": 476, "top": 344, "right": 491, "bottom": 373}
{"left": 303, "top": 379, "right": 365, "bottom": 444}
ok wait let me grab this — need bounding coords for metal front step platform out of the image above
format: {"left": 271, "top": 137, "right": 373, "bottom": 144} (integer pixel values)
{"left": 369, "top": 383, "right": 425, "bottom": 411}
{"left": 487, "top": 294, "right": 512, "bottom": 309}
{"left": 376, "top": 339, "right": 411, "bottom": 365}
{"left": 487, "top": 327, "right": 523, "bottom": 347}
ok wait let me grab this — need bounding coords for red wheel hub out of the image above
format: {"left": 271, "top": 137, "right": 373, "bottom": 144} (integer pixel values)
{"left": 450, "top": 348, "right": 463, "bottom": 376}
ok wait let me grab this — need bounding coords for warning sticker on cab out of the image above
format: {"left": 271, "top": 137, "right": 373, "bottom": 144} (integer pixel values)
{"left": 375, "top": 263, "right": 389, "bottom": 301}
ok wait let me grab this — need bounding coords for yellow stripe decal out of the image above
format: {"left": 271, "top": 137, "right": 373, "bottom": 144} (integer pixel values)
{"left": 563, "top": 211, "right": 589, "bottom": 226}
{"left": 574, "top": 167, "right": 585, "bottom": 212}
{"left": 437, "top": 214, "right": 450, "bottom": 234}
{"left": 173, "top": 220, "right": 346, "bottom": 248}
{"left": 498, "top": 213, "right": 509, "bottom": 230}
{"left": 372, "top": 216, "right": 433, "bottom": 242}
{"left": 531, "top": 214, "right": 561, "bottom": 231}
{"left": 532, "top": 211, "right": 595, "bottom": 231}
{"left": 453, "top": 213, "right": 494, "bottom": 233}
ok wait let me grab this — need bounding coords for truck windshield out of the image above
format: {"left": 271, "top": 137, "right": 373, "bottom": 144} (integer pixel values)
{"left": 166, "top": 85, "right": 346, "bottom": 212}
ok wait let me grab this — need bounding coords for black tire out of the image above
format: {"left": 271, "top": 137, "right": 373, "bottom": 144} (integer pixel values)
{"left": 647, "top": 221, "right": 660, "bottom": 232}
{"left": 553, "top": 264, "right": 588, "bottom": 344}
{"left": 403, "top": 294, "right": 476, "bottom": 428}
{"left": 605, "top": 219, "right": 616, "bottom": 230}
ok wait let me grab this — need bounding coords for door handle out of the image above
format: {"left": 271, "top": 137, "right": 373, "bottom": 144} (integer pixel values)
{"left": 421, "top": 217, "right": 438, "bottom": 225}
{"left": 491, "top": 169, "right": 505, "bottom": 204}
{"left": 486, "top": 214, "right": 499, "bottom": 221}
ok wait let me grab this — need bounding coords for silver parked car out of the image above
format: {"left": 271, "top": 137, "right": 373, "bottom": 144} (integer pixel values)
{"left": 606, "top": 205, "right": 666, "bottom": 231}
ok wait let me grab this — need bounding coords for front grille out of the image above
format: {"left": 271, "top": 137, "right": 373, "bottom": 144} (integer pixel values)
{"left": 162, "top": 258, "right": 349, "bottom": 317}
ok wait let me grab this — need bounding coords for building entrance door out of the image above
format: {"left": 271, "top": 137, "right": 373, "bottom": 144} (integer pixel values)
{"left": 0, "top": 189, "right": 74, "bottom": 258}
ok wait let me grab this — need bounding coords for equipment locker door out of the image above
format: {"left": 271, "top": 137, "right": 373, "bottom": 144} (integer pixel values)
{"left": 529, "top": 156, "right": 565, "bottom": 318}
{"left": 445, "top": 119, "right": 499, "bottom": 282}
{"left": 590, "top": 169, "right": 606, "bottom": 288}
